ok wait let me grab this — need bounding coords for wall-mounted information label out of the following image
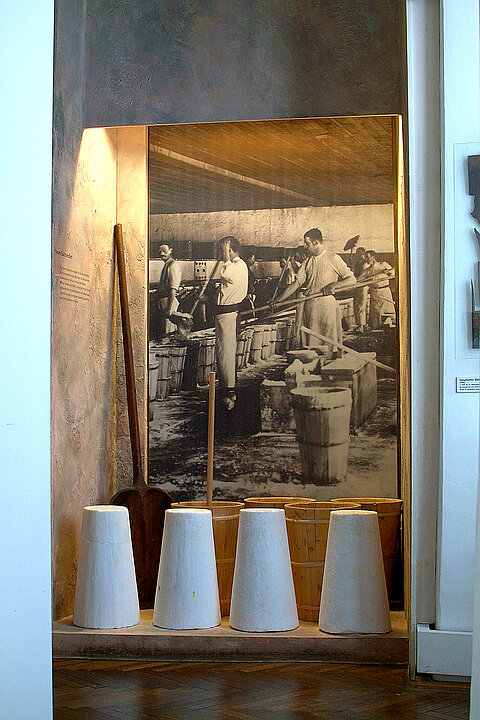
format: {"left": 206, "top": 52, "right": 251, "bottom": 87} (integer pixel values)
{"left": 57, "top": 266, "right": 90, "bottom": 303}
{"left": 456, "top": 377, "right": 480, "bottom": 392}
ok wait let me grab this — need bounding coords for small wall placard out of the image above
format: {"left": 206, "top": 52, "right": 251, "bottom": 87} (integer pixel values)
{"left": 456, "top": 377, "right": 480, "bottom": 393}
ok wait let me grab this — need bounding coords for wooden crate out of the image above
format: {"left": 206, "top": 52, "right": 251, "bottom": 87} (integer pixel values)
{"left": 319, "top": 353, "right": 377, "bottom": 429}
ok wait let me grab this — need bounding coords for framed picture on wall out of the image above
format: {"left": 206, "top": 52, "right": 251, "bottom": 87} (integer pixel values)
{"left": 147, "top": 116, "right": 399, "bottom": 507}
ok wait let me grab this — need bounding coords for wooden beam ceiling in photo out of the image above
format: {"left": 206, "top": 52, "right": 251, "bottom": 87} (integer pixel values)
{"left": 149, "top": 116, "right": 394, "bottom": 215}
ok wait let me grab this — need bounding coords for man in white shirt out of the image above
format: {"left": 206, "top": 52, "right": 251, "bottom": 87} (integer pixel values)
{"left": 152, "top": 243, "right": 182, "bottom": 338}
{"left": 273, "top": 228, "right": 354, "bottom": 358}
{"left": 358, "top": 250, "right": 395, "bottom": 329}
{"left": 215, "top": 236, "right": 248, "bottom": 409}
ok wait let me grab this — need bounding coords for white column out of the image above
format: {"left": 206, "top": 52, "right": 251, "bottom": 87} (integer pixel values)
{"left": 406, "top": 0, "right": 442, "bottom": 669}
{"left": 0, "top": 1, "right": 54, "bottom": 718}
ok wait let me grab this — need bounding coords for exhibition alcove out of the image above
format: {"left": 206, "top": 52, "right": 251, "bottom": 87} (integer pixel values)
{"left": 52, "top": 114, "right": 410, "bottom": 664}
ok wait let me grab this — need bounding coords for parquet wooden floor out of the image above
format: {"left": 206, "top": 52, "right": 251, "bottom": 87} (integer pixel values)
{"left": 53, "top": 660, "right": 470, "bottom": 719}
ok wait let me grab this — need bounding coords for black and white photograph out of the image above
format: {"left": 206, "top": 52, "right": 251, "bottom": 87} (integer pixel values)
{"left": 148, "top": 116, "right": 399, "bottom": 504}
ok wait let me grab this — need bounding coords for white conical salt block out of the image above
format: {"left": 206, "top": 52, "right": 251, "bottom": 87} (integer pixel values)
{"left": 153, "top": 509, "right": 220, "bottom": 630}
{"left": 73, "top": 505, "right": 140, "bottom": 629}
{"left": 319, "top": 510, "right": 391, "bottom": 634}
{"left": 229, "top": 509, "right": 299, "bottom": 632}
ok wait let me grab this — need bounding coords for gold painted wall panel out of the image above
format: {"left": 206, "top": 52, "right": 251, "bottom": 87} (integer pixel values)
{"left": 51, "top": 127, "right": 148, "bottom": 619}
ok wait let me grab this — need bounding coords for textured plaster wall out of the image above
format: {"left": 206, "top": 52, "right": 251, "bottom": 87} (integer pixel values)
{"left": 51, "top": 128, "right": 118, "bottom": 619}
{"left": 51, "top": 126, "right": 149, "bottom": 619}
{"left": 151, "top": 204, "right": 394, "bottom": 253}
{"left": 84, "top": 0, "right": 404, "bottom": 128}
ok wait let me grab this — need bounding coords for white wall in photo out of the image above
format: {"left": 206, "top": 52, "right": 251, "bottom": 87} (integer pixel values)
{"left": 151, "top": 204, "right": 395, "bottom": 253}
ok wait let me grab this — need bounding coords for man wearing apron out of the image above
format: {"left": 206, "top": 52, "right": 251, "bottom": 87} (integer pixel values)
{"left": 359, "top": 250, "right": 395, "bottom": 329}
{"left": 215, "top": 236, "right": 248, "bottom": 410}
{"left": 273, "top": 228, "right": 354, "bottom": 359}
{"left": 155, "top": 243, "right": 182, "bottom": 338}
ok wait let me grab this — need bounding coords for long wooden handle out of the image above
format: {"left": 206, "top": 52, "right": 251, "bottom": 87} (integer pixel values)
{"left": 271, "top": 255, "right": 292, "bottom": 303}
{"left": 114, "top": 224, "right": 145, "bottom": 487}
{"left": 239, "top": 272, "right": 396, "bottom": 318}
{"left": 190, "top": 259, "right": 222, "bottom": 317}
{"left": 300, "top": 326, "right": 396, "bottom": 375}
{"left": 206, "top": 371, "right": 215, "bottom": 507}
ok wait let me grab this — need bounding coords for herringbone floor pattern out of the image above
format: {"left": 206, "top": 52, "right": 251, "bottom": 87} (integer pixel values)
{"left": 53, "top": 660, "right": 470, "bottom": 720}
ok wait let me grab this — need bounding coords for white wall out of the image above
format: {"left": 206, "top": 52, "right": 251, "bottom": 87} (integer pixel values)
{"left": 436, "top": 0, "right": 480, "bottom": 634}
{"left": 151, "top": 204, "right": 395, "bottom": 253}
{"left": 0, "top": 1, "right": 53, "bottom": 718}
{"left": 409, "top": 0, "right": 480, "bottom": 677}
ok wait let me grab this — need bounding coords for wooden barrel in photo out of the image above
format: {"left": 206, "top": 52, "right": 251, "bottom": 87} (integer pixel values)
{"left": 165, "top": 345, "right": 187, "bottom": 391}
{"left": 235, "top": 334, "right": 247, "bottom": 371}
{"left": 268, "top": 324, "right": 277, "bottom": 356}
{"left": 182, "top": 338, "right": 201, "bottom": 390}
{"left": 332, "top": 497, "right": 403, "bottom": 593}
{"left": 243, "top": 496, "right": 316, "bottom": 509}
{"left": 197, "top": 336, "right": 216, "bottom": 385}
{"left": 290, "top": 387, "right": 352, "bottom": 485}
{"left": 249, "top": 326, "right": 264, "bottom": 364}
{"left": 285, "top": 316, "right": 295, "bottom": 349}
{"left": 261, "top": 325, "right": 271, "bottom": 359}
{"left": 243, "top": 326, "right": 254, "bottom": 363}
{"left": 171, "top": 500, "right": 244, "bottom": 616}
{"left": 151, "top": 347, "right": 171, "bottom": 399}
{"left": 148, "top": 359, "right": 159, "bottom": 402}
{"left": 275, "top": 320, "right": 288, "bottom": 354}
{"left": 236, "top": 327, "right": 254, "bottom": 370}
{"left": 284, "top": 501, "right": 361, "bottom": 621}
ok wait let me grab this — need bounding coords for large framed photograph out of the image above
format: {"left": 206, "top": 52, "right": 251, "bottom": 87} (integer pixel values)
{"left": 148, "top": 116, "right": 399, "bottom": 507}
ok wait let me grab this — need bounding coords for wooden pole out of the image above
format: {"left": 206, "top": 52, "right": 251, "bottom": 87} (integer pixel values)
{"left": 239, "top": 272, "right": 396, "bottom": 318}
{"left": 206, "top": 371, "right": 216, "bottom": 507}
{"left": 271, "top": 255, "right": 292, "bottom": 303}
{"left": 114, "top": 223, "right": 144, "bottom": 486}
{"left": 189, "top": 259, "right": 221, "bottom": 318}
{"left": 300, "top": 326, "right": 396, "bottom": 375}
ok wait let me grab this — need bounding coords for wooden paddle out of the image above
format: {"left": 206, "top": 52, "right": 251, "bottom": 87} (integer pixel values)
{"left": 110, "top": 223, "right": 172, "bottom": 608}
